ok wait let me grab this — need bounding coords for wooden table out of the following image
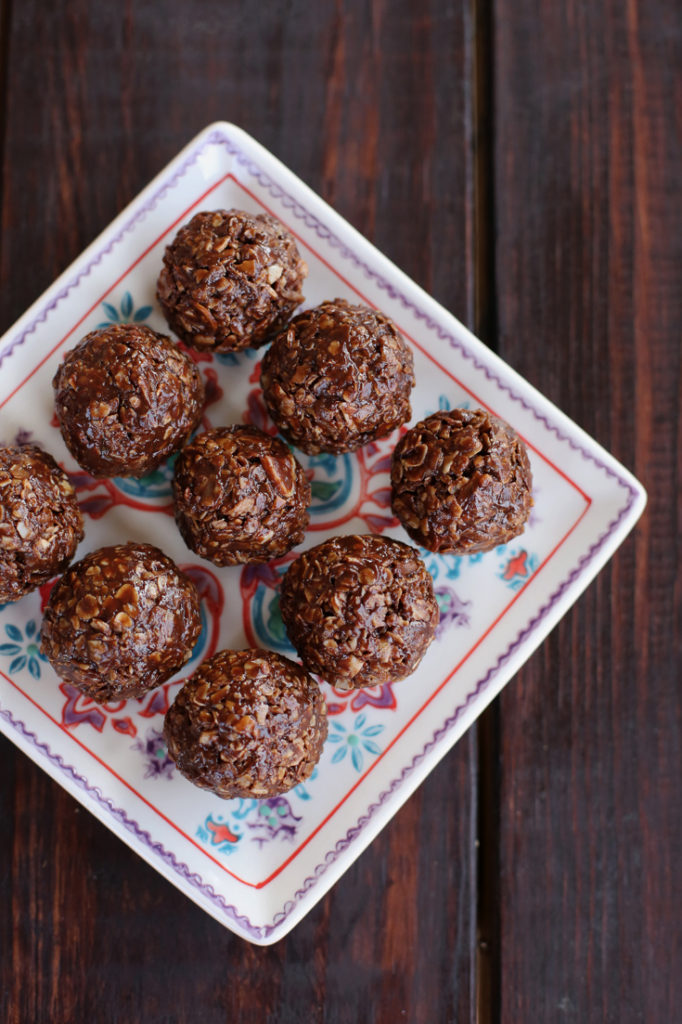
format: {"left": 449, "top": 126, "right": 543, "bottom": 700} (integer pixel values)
{"left": 1, "top": 3, "right": 679, "bottom": 1021}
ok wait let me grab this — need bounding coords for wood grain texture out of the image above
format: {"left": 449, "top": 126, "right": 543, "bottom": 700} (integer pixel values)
{"left": 0, "top": 2, "right": 478, "bottom": 1022}
{"left": 1, "top": 0, "right": 679, "bottom": 1019}
{"left": 493, "top": 0, "right": 681, "bottom": 1020}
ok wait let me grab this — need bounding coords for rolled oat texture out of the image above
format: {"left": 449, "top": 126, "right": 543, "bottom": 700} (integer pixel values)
{"left": 53, "top": 323, "right": 205, "bottom": 478}
{"left": 157, "top": 209, "right": 307, "bottom": 352}
{"left": 260, "top": 298, "right": 414, "bottom": 454}
{"left": 173, "top": 425, "right": 310, "bottom": 566}
{"left": 164, "top": 649, "right": 328, "bottom": 799}
{"left": 41, "top": 542, "right": 201, "bottom": 703}
{"left": 279, "top": 533, "right": 439, "bottom": 690}
{"left": 391, "top": 407, "right": 533, "bottom": 554}
{"left": 0, "top": 444, "right": 84, "bottom": 603}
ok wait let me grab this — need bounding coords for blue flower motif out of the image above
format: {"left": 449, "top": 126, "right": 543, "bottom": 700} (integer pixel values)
{"left": 327, "top": 713, "right": 384, "bottom": 772}
{"left": 97, "top": 291, "right": 153, "bottom": 329}
{"left": 0, "top": 620, "right": 46, "bottom": 678}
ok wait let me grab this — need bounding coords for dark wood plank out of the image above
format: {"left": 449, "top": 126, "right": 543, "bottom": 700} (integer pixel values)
{"left": 0, "top": 3, "right": 478, "bottom": 1021}
{"left": 492, "top": 0, "right": 681, "bottom": 1019}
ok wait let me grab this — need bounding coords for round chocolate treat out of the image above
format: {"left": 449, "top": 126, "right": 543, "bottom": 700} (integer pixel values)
{"left": 0, "top": 444, "right": 84, "bottom": 603}
{"left": 173, "top": 425, "right": 310, "bottom": 566}
{"left": 53, "top": 323, "right": 205, "bottom": 478}
{"left": 157, "top": 209, "right": 307, "bottom": 353}
{"left": 41, "top": 542, "right": 201, "bottom": 703}
{"left": 391, "top": 408, "right": 533, "bottom": 554}
{"left": 164, "top": 649, "right": 328, "bottom": 799}
{"left": 260, "top": 299, "right": 415, "bottom": 455}
{"left": 279, "top": 534, "right": 439, "bottom": 690}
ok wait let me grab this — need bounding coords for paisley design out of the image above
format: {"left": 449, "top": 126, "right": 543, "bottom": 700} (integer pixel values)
{"left": 240, "top": 557, "right": 295, "bottom": 652}
{"left": 113, "top": 457, "right": 178, "bottom": 500}
{"left": 251, "top": 586, "right": 294, "bottom": 655}
{"left": 325, "top": 681, "right": 398, "bottom": 717}
{"left": 60, "top": 683, "right": 136, "bottom": 736}
{"left": 67, "top": 466, "right": 176, "bottom": 519}
{"left": 0, "top": 125, "right": 632, "bottom": 943}
{"left": 243, "top": 389, "right": 401, "bottom": 534}
{"left": 305, "top": 451, "right": 354, "bottom": 515}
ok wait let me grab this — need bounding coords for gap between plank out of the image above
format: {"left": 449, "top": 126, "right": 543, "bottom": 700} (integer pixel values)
{"left": 472, "top": 0, "right": 501, "bottom": 1021}
{"left": 0, "top": 0, "right": 13, "bottom": 286}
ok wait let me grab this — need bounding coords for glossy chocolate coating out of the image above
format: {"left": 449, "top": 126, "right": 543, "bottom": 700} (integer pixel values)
{"left": 0, "top": 444, "right": 83, "bottom": 603}
{"left": 41, "top": 542, "right": 201, "bottom": 703}
{"left": 157, "top": 209, "right": 307, "bottom": 353}
{"left": 391, "top": 408, "right": 533, "bottom": 554}
{"left": 260, "top": 299, "right": 414, "bottom": 455}
{"left": 279, "top": 534, "right": 439, "bottom": 690}
{"left": 173, "top": 425, "right": 310, "bottom": 566}
{"left": 164, "top": 649, "right": 328, "bottom": 799}
{"left": 53, "top": 323, "right": 204, "bottom": 478}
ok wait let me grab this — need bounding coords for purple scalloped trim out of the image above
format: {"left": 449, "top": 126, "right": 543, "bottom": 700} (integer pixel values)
{"left": 1, "top": 123, "right": 637, "bottom": 505}
{"left": 266, "top": 490, "right": 635, "bottom": 932}
{"left": 0, "top": 704, "right": 265, "bottom": 940}
{"left": 0, "top": 481, "right": 634, "bottom": 940}
{"left": 0, "top": 125, "right": 642, "bottom": 940}
{"left": 207, "top": 131, "right": 636, "bottom": 499}
{"left": 0, "top": 142, "right": 209, "bottom": 368}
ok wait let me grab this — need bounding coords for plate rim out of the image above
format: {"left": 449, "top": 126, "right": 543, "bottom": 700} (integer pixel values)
{"left": 0, "top": 121, "right": 647, "bottom": 943}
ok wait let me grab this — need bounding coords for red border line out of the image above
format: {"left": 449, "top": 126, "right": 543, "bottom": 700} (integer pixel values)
{"left": 0, "top": 496, "right": 589, "bottom": 890}
{"left": 0, "top": 167, "right": 593, "bottom": 891}
{"left": 258, "top": 499, "right": 591, "bottom": 883}
{"left": 0, "top": 174, "right": 231, "bottom": 411}
{"left": 233, "top": 178, "right": 591, "bottom": 503}
{"left": 0, "top": 666, "right": 251, "bottom": 885}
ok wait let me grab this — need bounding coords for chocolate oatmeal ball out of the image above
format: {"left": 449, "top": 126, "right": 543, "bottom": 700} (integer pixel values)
{"left": 260, "top": 299, "right": 415, "bottom": 455}
{"left": 391, "top": 408, "right": 533, "bottom": 555}
{"left": 41, "top": 542, "right": 201, "bottom": 703}
{"left": 157, "top": 209, "right": 307, "bottom": 353}
{"left": 279, "top": 534, "right": 439, "bottom": 690}
{"left": 164, "top": 649, "right": 328, "bottom": 799}
{"left": 0, "top": 444, "right": 83, "bottom": 603}
{"left": 53, "top": 323, "right": 204, "bottom": 478}
{"left": 173, "top": 426, "right": 310, "bottom": 566}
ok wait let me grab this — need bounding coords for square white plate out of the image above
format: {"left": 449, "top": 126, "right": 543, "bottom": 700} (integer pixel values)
{"left": 0, "top": 122, "right": 646, "bottom": 944}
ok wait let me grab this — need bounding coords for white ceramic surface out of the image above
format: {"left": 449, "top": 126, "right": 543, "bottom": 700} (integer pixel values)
{"left": 0, "top": 123, "right": 646, "bottom": 944}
